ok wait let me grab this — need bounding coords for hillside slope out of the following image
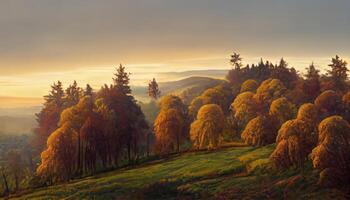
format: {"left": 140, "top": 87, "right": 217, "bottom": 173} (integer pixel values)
{"left": 13, "top": 145, "right": 348, "bottom": 200}
{"left": 133, "top": 76, "right": 224, "bottom": 104}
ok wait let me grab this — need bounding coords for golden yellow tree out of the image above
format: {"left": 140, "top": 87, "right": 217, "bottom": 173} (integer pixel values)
{"left": 314, "top": 90, "right": 342, "bottom": 117}
{"left": 254, "top": 78, "right": 287, "bottom": 111}
{"left": 189, "top": 87, "right": 229, "bottom": 119}
{"left": 310, "top": 116, "right": 350, "bottom": 187}
{"left": 241, "top": 114, "right": 276, "bottom": 146}
{"left": 240, "top": 79, "right": 258, "bottom": 93}
{"left": 154, "top": 109, "right": 185, "bottom": 154}
{"left": 190, "top": 104, "right": 225, "bottom": 149}
{"left": 270, "top": 103, "right": 318, "bottom": 169}
{"left": 37, "top": 122, "right": 77, "bottom": 182}
{"left": 269, "top": 97, "right": 296, "bottom": 126}
{"left": 231, "top": 91, "right": 257, "bottom": 129}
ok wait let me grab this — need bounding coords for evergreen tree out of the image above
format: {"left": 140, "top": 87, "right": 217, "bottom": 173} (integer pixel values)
{"left": 304, "top": 63, "right": 321, "bottom": 101}
{"left": 230, "top": 52, "right": 242, "bottom": 70}
{"left": 326, "top": 55, "right": 349, "bottom": 92}
{"left": 44, "top": 81, "right": 65, "bottom": 108}
{"left": 227, "top": 52, "right": 243, "bottom": 86}
{"left": 148, "top": 78, "right": 161, "bottom": 100}
{"left": 64, "top": 80, "right": 82, "bottom": 108}
{"left": 35, "top": 81, "right": 65, "bottom": 151}
{"left": 84, "top": 84, "right": 93, "bottom": 96}
{"left": 113, "top": 64, "right": 131, "bottom": 95}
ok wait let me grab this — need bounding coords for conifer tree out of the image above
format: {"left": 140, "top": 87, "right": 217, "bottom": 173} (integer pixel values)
{"left": 84, "top": 84, "right": 93, "bottom": 96}
{"left": 44, "top": 81, "right": 65, "bottom": 108}
{"left": 113, "top": 64, "right": 131, "bottom": 95}
{"left": 35, "top": 81, "right": 65, "bottom": 151}
{"left": 148, "top": 78, "right": 161, "bottom": 100}
{"left": 326, "top": 55, "right": 348, "bottom": 92}
{"left": 303, "top": 63, "right": 321, "bottom": 101}
{"left": 64, "top": 80, "right": 82, "bottom": 108}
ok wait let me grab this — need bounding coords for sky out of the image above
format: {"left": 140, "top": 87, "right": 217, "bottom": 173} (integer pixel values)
{"left": 1, "top": 0, "right": 350, "bottom": 107}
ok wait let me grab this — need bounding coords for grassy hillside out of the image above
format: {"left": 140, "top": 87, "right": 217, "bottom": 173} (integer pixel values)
{"left": 12, "top": 144, "right": 348, "bottom": 200}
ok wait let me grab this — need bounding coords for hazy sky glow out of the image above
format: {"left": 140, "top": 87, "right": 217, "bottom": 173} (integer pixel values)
{"left": 1, "top": 0, "right": 350, "bottom": 105}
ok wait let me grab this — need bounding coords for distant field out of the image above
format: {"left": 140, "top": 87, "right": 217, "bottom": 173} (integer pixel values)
{"left": 12, "top": 144, "right": 348, "bottom": 200}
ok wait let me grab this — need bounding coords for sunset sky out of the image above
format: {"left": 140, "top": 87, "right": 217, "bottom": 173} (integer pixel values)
{"left": 1, "top": 0, "right": 350, "bottom": 107}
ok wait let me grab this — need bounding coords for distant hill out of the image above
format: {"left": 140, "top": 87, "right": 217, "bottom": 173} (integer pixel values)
{"left": 158, "top": 69, "right": 228, "bottom": 80}
{"left": 133, "top": 76, "right": 225, "bottom": 104}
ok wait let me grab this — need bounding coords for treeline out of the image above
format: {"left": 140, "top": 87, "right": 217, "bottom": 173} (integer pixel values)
{"left": 152, "top": 53, "right": 350, "bottom": 188}
{"left": 33, "top": 65, "right": 151, "bottom": 184}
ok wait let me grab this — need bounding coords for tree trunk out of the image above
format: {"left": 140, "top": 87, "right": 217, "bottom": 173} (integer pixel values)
{"left": 176, "top": 133, "right": 180, "bottom": 153}
{"left": 15, "top": 174, "right": 19, "bottom": 191}
{"left": 146, "top": 133, "right": 150, "bottom": 157}
{"left": 77, "top": 131, "right": 81, "bottom": 176}
{"left": 2, "top": 172, "right": 9, "bottom": 195}
{"left": 127, "top": 142, "right": 131, "bottom": 164}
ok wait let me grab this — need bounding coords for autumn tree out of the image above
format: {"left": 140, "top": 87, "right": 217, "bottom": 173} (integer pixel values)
{"left": 241, "top": 114, "right": 277, "bottom": 146}
{"left": 253, "top": 78, "right": 287, "bottom": 112}
{"left": 314, "top": 90, "right": 342, "bottom": 117}
{"left": 270, "top": 119, "right": 316, "bottom": 169}
{"left": 269, "top": 97, "right": 296, "bottom": 127}
{"left": 148, "top": 78, "right": 161, "bottom": 100}
{"left": 189, "top": 85, "right": 230, "bottom": 119}
{"left": 310, "top": 116, "right": 350, "bottom": 187}
{"left": 231, "top": 91, "right": 257, "bottom": 130}
{"left": 154, "top": 109, "right": 185, "bottom": 154}
{"left": 35, "top": 81, "right": 65, "bottom": 151}
{"left": 240, "top": 79, "right": 258, "bottom": 93}
{"left": 154, "top": 95, "right": 188, "bottom": 154}
{"left": 270, "top": 103, "right": 318, "bottom": 169}
{"left": 190, "top": 104, "right": 225, "bottom": 150}
{"left": 37, "top": 122, "right": 77, "bottom": 183}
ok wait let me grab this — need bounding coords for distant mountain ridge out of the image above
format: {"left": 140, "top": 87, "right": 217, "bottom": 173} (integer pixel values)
{"left": 158, "top": 69, "right": 228, "bottom": 78}
{"left": 132, "top": 76, "right": 225, "bottom": 103}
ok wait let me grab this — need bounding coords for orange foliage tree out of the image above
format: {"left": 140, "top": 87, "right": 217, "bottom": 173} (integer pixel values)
{"left": 311, "top": 116, "right": 350, "bottom": 187}
{"left": 190, "top": 104, "right": 225, "bottom": 150}
{"left": 154, "top": 95, "right": 188, "bottom": 154}
{"left": 270, "top": 103, "right": 318, "bottom": 169}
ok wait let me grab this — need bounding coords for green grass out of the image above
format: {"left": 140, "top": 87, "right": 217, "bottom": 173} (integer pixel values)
{"left": 13, "top": 145, "right": 350, "bottom": 200}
